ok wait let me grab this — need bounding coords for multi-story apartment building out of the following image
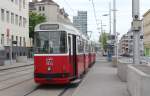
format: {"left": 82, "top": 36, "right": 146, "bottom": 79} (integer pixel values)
{"left": 118, "top": 34, "right": 129, "bottom": 55}
{"left": 143, "top": 9, "right": 150, "bottom": 56}
{"left": 0, "top": 0, "right": 30, "bottom": 60}
{"left": 73, "top": 11, "right": 87, "bottom": 35}
{"left": 29, "top": 0, "right": 72, "bottom": 24}
{"left": 119, "top": 30, "right": 144, "bottom": 56}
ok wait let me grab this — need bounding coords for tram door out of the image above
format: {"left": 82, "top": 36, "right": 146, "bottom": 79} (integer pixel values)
{"left": 68, "top": 35, "right": 77, "bottom": 78}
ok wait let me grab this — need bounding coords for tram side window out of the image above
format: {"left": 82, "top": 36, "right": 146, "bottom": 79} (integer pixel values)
{"left": 77, "top": 38, "right": 84, "bottom": 53}
{"left": 59, "top": 32, "right": 67, "bottom": 53}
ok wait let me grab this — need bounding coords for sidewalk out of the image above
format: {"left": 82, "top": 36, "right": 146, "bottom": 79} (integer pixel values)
{"left": 0, "top": 59, "right": 33, "bottom": 71}
{"left": 72, "top": 56, "right": 129, "bottom": 96}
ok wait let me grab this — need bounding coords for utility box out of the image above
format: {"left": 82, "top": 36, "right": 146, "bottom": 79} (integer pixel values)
{"left": 132, "top": 20, "right": 142, "bottom": 31}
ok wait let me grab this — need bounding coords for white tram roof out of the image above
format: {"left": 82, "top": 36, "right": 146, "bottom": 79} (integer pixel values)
{"left": 35, "top": 22, "right": 81, "bottom": 36}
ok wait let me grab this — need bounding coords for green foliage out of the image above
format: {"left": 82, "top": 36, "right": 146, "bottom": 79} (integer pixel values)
{"left": 99, "top": 32, "right": 108, "bottom": 50}
{"left": 29, "top": 12, "right": 46, "bottom": 39}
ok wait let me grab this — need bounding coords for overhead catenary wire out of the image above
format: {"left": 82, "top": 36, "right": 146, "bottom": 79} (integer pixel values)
{"left": 89, "top": 0, "right": 99, "bottom": 30}
{"left": 63, "top": 0, "right": 76, "bottom": 15}
{"left": 89, "top": 0, "right": 103, "bottom": 42}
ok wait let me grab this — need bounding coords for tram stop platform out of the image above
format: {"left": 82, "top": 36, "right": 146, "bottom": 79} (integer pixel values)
{"left": 72, "top": 56, "right": 130, "bottom": 96}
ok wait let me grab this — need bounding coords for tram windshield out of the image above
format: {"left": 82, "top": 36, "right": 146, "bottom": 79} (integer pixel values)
{"left": 34, "top": 31, "right": 67, "bottom": 54}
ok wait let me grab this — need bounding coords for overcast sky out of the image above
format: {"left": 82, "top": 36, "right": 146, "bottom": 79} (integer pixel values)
{"left": 53, "top": 0, "right": 149, "bottom": 42}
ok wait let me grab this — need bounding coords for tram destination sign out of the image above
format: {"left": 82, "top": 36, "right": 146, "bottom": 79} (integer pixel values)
{"left": 40, "top": 24, "right": 59, "bottom": 30}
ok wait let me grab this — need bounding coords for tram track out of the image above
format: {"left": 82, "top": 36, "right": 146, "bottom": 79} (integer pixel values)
{"left": 0, "top": 67, "right": 33, "bottom": 77}
{"left": 0, "top": 64, "right": 33, "bottom": 71}
{"left": 0, "top": 70, "right": 33, "bottom": 83}
{"left": 57, "top": 87, "right": 69, "bottom": 96}
{"left": 0, "top": 77, "right": 34, "bottom": 91}
{"left": 22, "top": 81, "right": 79, "bottom": 96}
{"left": 23, "top": 86, "right": 40, "bottom": 96}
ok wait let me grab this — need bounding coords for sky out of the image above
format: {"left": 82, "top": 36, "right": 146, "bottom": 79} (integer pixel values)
{"left": 34, "top": 0, "right": 150, "bottom": 42}
{"left": 53, "top": 0, "right": 150, "bottom": 42}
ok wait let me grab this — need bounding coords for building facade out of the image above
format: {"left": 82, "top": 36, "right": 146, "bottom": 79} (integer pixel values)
{"left": 118, "top": 34, "right": 129, "bottom": 56}
{"left": 143, "top": 9, "right": 150, "bottom": 56}
{"left": 29, "top": 0, "right": 72, "bottom": 24}
{"left": 119, "top": 30, "right": 144, "bottom": 56}
{"left": 73, "top": 11, "right": 87, "bottom": 35}
{"left": 0, "top": 0, "right": 30, "bottom": 60}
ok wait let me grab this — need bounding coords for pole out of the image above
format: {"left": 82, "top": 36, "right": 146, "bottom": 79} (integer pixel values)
{"left": 10, "top": 39, "right": 12, "bottom": 64}
{"left": 113, "top": 0, "right": 117, "bottom": 56}
{"left": 132, "top": 0, "right": 140, "bottom": 64}
{"left": 101, "top": 20, "right": 103, "bottom": 50}
{"left": 109, "top": 2, "right": 111, "bottom": 35}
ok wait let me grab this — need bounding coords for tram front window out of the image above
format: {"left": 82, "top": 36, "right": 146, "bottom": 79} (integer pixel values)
{"left": 35, "top": 31, "right": 67, "bottom": 54}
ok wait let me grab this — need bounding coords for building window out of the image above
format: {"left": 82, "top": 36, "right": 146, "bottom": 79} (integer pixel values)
{"left": 16, "top": 36, "right": 18, "bottom": 46}
{"left": 23, "top": 37, "right": 26, "bottom": 47}
{"left": 20, "top": 37, "right": 22, "bottom": 46}
{"left": 39, "top": 6, "right": 41, "bottom": 11}
{"left": 1, "top": 9, "right": 5, "bottom": 21}
{"left": 19, "top": 16, "right": 22, "bottom": 26}
{"left": 1, "top": 34, "right": 4, "bottom": 45}
{"left": 11, "top": 0, "right": 14, "bottom": 2}
{"left": 11, "top": 35, "right": 14, "bottom": 41}
{"left": 23, "top": 0, "right": 25, "bottom": 8}
{"left": 11, "top": 12, "right": 14, "bottom": 24}
{"left": 6, "top": 11, "right": 10, "bottom": 23}
{"left": 19, "top": 0, "right": 22, "bottom": 10}
{"left": 42, "top": 6, "right": 45, "bottom": 11}
{"left": 15, "top": 14, "right": 18, "bottom": 25}
{"left": 23, "top": 18, "right": 26, "bottom": 27}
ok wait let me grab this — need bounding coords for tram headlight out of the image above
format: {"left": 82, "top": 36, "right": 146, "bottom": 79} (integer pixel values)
{"left": 48, "top": 66, "right": 51, "bottom": 71}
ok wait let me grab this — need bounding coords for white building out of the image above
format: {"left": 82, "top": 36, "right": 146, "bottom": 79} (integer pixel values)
{"left": 0, "top": 0, "right": 30, "bottom": 59}
{"left": 73, "top": 11, "right": 87, "bottom": 35}
{"left": 29, "top": 0, "right": 72, "bottom": 24}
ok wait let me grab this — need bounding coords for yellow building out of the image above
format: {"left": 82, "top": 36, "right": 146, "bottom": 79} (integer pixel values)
{"left": 143, "top": 9, "right": 150, "bottom": 56}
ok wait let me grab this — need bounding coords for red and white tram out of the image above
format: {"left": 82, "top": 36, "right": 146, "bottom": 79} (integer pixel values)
{"left": 34, "top": 22, "right": 96, "bottom": 84}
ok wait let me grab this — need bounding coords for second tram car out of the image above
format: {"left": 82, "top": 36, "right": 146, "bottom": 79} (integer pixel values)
{"left": 34, "top": 22, "right": 96, "bottom": 84}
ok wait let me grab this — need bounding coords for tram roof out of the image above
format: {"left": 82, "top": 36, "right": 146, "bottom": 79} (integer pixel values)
{"left": 35, "top": 22, "right": 82, "bottom": 36}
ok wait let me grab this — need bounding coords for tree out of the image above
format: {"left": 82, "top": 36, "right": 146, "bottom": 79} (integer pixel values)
{"left": 99, "top": 32, "right": 108, "bottom": 51}
{"left": 29, "top": 12, "right": 46, "bottom": 39}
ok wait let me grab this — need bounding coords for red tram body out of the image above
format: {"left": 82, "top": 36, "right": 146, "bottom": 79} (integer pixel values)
{"left": 34, "top": 22, "right": 96, "bottom": 84}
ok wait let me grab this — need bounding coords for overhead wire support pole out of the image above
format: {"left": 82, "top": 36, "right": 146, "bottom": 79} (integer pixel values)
{"left": 132, "top": 0, "right": 141, "bottom": 64}
{"left": 109, "top": 2, "right": 112, "bottom": 35}
{"left": 113, "top": 0, "right": 117, "bottom": 57}
{"left": 100, "top": 20, "right": 103, "bottom": 51}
